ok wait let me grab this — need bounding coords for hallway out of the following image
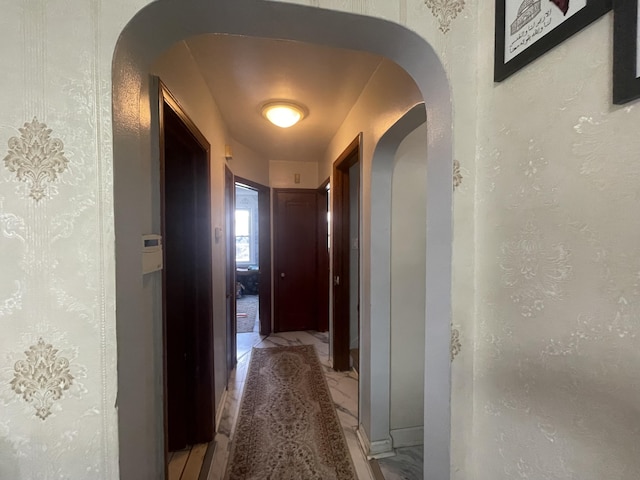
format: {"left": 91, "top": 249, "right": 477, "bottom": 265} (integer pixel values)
{"left": 206, "top": 331, "right": 373, "bottom": 479}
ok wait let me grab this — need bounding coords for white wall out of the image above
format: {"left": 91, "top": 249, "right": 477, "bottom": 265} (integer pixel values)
{"left": 270, "top": 160, "right": 319, "bottom": 188}
{"left": 390, "top": 123, "right": 426, "bottom": 443}
{"left": 228, "top": 139, "right": 270, "bottom": 186}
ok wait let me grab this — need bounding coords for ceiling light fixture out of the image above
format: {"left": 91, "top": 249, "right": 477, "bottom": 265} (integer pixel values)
{"left": 261, "top": 101, "right": 306, "bottom": 128}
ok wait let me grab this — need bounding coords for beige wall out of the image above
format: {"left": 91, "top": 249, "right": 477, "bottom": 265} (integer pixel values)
{"left": 269, "top": 160, "right": 319, "bottom": 189}
{"left": 228, "top": 139, "right": 270, "bottom": 186}
{"left": 473, "top": 8, "right": 640, "bottom": 478}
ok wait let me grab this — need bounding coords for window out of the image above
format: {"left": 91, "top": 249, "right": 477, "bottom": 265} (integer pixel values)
{"left": 235, "top": 209, "right": 251, "bottom": 263}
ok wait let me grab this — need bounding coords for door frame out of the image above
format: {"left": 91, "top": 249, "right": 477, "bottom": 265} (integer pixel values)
{"left": 234, "top": 176, "right": 272, "bottom": 336}
{"left": 317, "top": 178, "right": 330, "bottom": 333}
{"left": 159, "top": 82, "right": 215, "bottom": 468}
{"left": 331, "top": 135, "right": 361, "bottom": 372}
{"left": 224, "top": 166, "right": 236, "bottom": 376}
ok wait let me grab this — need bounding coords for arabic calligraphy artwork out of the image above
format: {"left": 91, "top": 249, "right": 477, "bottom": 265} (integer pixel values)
{"left": 613, "top": 0, "right": 640, "bottom": 104}
{"left": 495, "top": 0, "right": 611, "bottom": 81}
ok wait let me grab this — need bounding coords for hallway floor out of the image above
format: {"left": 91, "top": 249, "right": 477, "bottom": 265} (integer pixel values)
{"left": 206, "top": 330, "right": 423, "bottom": 479}
{"left": 205, "top": 331, "right": 374, "bottom": 480}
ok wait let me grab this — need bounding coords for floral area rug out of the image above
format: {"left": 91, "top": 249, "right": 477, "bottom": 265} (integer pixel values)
{"left": 225, "top": 345, "right": 357, "bottom": 480}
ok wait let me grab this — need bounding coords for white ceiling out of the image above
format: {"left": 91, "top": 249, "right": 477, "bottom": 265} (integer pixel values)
{"left": 184, "top": 34, "right": 384, "bottom": 163}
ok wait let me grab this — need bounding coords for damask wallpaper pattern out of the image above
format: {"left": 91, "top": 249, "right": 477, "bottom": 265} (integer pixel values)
{"left": 450, "top": 328, "right": 461, "bottom": 360}
{"left": 3, "top": 119, "right": 69, "bottom": 202}
{"left": 424, "top": 0, "right": 466, "bottom": 33}
{"left": 10, "top": 338, "right": 73, "bottom": 420}
{"left": 0, "top": 0, "right": 143, "bottom": 478}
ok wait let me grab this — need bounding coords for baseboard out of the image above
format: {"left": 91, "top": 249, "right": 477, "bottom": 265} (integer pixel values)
{"left": 368, "top": 457, "right": 387, "bottom": 480}
{"left": 198, "top": 441, "right": 216, "bottom": 480}
{"left": 390, "top": 426, "right": 424, "bottom": 448}
{"left": 215, "top": 388, "right": 228, "bottom": 432}
{"left": 356, "top": 425, "right": 394, "bottom": 459}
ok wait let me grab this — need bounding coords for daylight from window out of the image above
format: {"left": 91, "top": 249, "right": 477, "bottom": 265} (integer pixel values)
{"left": 235, "top": 209, "right": 251, "bottom": 263}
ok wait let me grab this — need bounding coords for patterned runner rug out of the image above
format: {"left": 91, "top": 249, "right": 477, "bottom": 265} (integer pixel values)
{"left": 225, "top": 345, "right": 357, "bottom": 480}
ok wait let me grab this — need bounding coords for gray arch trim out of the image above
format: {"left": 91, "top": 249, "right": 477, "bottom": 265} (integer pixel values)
{"left": 112, "top": 1, "right": 452, "bottom": 478}
{"left": 367, "top": 103, "right": 427, "bottom": 450}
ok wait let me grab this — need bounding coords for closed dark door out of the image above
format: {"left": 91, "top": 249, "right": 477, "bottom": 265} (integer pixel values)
{"left": 274, "top": 189, "right": 319, "bottom": 332}
{"left": 162, "top": 97, "right": 214, "bottom": 451}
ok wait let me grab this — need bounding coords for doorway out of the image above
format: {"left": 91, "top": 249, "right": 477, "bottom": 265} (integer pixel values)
{"left": 113, "top": 2, "right": 454, "bottom": 478}
{"left": 160, "top": 87, "right": 215, "bottom": 454}
{"left": 234, "top": 178, "right": 271, "bottom": 358}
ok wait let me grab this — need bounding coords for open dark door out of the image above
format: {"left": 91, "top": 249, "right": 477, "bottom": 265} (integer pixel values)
{"left": 161, "top": 86, "right": 215, "bottom": 451}
{"left": 331, "top": 136, "right": 361, "bottom": 372}
{"left": 224, "top": 166, "right": 236, "bottom": 377}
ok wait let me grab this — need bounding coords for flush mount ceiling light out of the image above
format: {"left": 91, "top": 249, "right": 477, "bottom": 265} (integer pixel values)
{"left": 261, "top": 101, "right": 306, "bottom": 128}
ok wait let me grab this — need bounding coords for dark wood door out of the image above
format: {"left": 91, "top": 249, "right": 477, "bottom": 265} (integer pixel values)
{"left": 162, "top": 96, "right": 215, "bottom": 451}
{"left": 331, "top": 137, "right": 360, "bottom": 371}
{"left": 224, "top": 166, "right": 236, "bottom": 377}
{"left": 274, "top": 189, "right": 320, "bottom": 332}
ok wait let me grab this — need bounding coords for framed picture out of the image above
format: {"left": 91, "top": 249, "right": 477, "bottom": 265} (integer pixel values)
{"left": 613, "top": 0, "right": 640, "bottom": 104}
{"left": 495, "top": 0, "right": 612, "bottom": 81}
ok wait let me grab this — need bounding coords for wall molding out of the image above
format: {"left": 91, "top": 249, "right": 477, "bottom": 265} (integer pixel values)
{"left": 390, "top": 426, "right": 424, "bottom": 448}
{"left": 357, "top": 425, "right": 394, "bottom": 459}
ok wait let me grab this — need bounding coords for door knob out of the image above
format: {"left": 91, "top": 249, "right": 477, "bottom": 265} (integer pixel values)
{"left": 280, "top": 272, "right": 286, "bottom": 278}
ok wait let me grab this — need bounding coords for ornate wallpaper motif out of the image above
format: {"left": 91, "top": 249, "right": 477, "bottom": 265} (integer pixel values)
{"left": 424, "top": 0, "right": 465, "bottom": 33}
{"left": 3, "top": 119, "right": 69, "bottom": 202}
{"left": 10, "top": 338, "right": 74, "bottom": 420}
{"left": 450, "top": 327, "right": 461, "bottom": 360}
{"left": 499, "top": 219, "right": 572, "bottom": 317}
{"left": 573, "top": 114, "right": 640, "bottom": 203}
{"left": 453, "top": 159, "right": 463, "bottom": 190}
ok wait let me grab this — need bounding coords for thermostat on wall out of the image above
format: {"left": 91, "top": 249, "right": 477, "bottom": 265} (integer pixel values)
{"left": 142, "top": 234, "right": 163, "bottom": 274}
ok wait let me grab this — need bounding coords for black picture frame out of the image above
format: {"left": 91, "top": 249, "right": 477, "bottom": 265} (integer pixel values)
{"left": 495, "top": 0, "right": 612, "bottom": 82}
{"left": 613, "top": 0, "right": 640, "bottom": 104}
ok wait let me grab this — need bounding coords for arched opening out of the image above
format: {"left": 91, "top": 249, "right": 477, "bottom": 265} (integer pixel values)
{"left": 112, "top": 1, "right": 452, "bottom": 478}
{"left": 368, "top": 104, "right": 429, "bottom": 457}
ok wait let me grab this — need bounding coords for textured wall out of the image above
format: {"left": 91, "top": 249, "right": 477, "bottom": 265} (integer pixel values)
{"left": 9, "top": 0, "right": 637, "bottom": 479}
{"left": 0, "top": 0, "right": 146, "bottom": 478}
{"left": 474, "top": 8, "right": 640, "bottom": 479}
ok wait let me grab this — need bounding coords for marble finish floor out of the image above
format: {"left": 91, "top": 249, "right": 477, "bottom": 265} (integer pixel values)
{"left": 375, "top": 446, "right": 423, "bottom": 480}
{"left": 206, "top": 331, "right": 374, "bottom": 480}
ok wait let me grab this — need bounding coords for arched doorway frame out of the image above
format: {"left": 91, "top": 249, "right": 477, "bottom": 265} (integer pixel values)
{"left": 112, "top": 1, "right": 453, "bottom": 478}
